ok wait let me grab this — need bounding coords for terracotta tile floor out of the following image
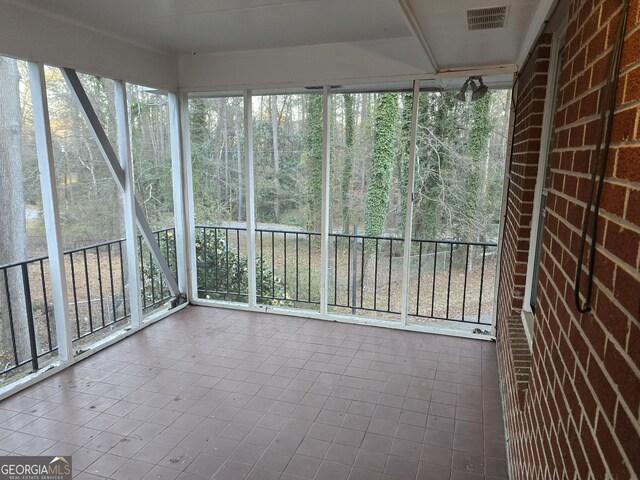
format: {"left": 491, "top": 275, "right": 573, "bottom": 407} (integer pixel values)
{"left": 0, "top": 306, "right": 508, "bottom": 480}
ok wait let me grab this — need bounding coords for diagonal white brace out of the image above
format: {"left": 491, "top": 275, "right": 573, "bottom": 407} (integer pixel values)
{"left": 60, "top": 67, "right": 180, "bottom": 298}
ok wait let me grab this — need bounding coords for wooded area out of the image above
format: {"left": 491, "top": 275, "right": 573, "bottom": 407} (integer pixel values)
{"left": 190, "top": 89, "right": 509, "bottom": 241}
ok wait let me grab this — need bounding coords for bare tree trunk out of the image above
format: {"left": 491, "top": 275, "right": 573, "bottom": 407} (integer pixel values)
{"left": 270, "top": 96, "right": 281, "bottom": 223}
{"left": 0, "top": 56, "right": 30, "bottom": 365}
{"left": 223, "top": 104, "right": 230, "bottom": 212}
{"left": 234, "top": 105, "right": 243, "bottom": 220}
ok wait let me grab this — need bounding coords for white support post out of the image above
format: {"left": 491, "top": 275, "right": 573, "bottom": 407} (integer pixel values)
{"left": 178, "top": 93, "right": 197, "bottom": 302}
{"left": 114, "top": 80, "right": 142, "bottom": 328}
{"left": 244, "top": 91, "right": 257, "bottom": 308}
{"left": 400, "top": 80, "right": 420, "bottom": 326}
{"left": 27, "top": 62, "right": 73, "bottom": 362}
{"left": 168, "top": 92, "right": 188, "bottom": 298}
{"left": 320, "top": 87, "right": 331, "bottom": 316}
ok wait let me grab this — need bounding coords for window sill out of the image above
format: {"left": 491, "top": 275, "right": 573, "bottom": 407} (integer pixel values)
{"left": 520, "top": 309, "right": 534, "bottom": 348}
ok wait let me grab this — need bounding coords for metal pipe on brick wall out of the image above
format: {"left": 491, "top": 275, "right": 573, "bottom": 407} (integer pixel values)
{"left": 573, "top": 0, "right": 630, "bottom": 314}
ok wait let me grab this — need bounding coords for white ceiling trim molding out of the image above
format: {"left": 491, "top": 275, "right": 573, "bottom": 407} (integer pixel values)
{"left": 178, "top": 38, "right": 436, "bottom": 91}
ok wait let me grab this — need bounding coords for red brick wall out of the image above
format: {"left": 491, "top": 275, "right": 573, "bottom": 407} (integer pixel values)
{"left": 497, "top": 0, "right": 640, "bottom": 478}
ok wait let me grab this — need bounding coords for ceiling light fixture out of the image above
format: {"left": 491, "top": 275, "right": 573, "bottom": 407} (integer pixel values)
{"left": 456, "top": 76, "right": 489, "bottom": 102}
{"left": 455, "top": 79, "right": 470, "bottom": 101}
{"left": 471, "top": 77, "right": 488, "bottom": 101}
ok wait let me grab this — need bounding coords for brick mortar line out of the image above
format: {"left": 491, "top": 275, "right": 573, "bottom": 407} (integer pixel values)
{"left": 609, "top": 138, "right": 640, "bottom": 148}
{"left": 553, "top": 112, "right": 607, "bottom": 132}
{"left": 583, "top": 176, "right": 639, "bottom": 192}
{"left": 545, "top": 188, "right": 640, "bottom": 236}
{"left": 623, "top": 18, "right": 640, "bottom": 37}
{"left": 594, "top": 241, "right": 640, "bottom": 281}
{"left": 618, "top": 57, "right": 640, "bottom": 75}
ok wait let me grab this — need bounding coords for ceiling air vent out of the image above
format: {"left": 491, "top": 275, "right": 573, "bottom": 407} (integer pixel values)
{"left": 467, "top": 6, "right": 509, "bottom": 30}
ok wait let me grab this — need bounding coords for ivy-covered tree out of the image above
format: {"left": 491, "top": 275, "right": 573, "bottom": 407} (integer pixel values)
{"left": 341, "top": 94, "right": 354, "bottom": 233}
{"left": 304, "top": 94, "right": 323, "bottom": 231}
{"left": 364, "top": 93, "right": 398, "bottom": 236}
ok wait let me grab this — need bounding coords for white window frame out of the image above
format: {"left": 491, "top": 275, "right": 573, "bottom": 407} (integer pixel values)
{"left": 522, "top": 23, "right": 567, "bottom": 346}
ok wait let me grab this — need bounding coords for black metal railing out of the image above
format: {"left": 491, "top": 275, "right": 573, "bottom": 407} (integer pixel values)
{"left": 195, "top": 226, "right": 322, "bottom": 307}
{"left": 0, "top": 257, "right": 56, "bottom": 375}
{"left": 0, "top": 228, "right": 177, "bottom": 379}
{"left": 407, "top": 239, "right": 496, "bottom": 324}
{"left": 195, "top": 225, "right": 496, "bottom": 325}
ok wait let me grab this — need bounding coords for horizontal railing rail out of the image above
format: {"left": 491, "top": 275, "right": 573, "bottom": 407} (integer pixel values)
{"left": 0, "top": 228, "right": 177, "bottom": 379}
{"left": 195, "top": 225, "right": 496, "bottom": 325}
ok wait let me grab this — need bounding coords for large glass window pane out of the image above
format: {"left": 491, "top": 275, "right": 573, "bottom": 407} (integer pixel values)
{"left": 328, "top": 90, "right": 410, "bottom": 321}
{"left": 252, "top": 93, "right": 322, "bottom": 310}
{"left": 408, "top": 87, "right": 510, "bottom": 326}
{"left": 45, "top": 67, "right": 131, "bottom": 348}
{"left": 0, "top": 56, "right": 56, "bottom": 383}
{"left": 189, "top": 96, "right": 247, "bottom": 303}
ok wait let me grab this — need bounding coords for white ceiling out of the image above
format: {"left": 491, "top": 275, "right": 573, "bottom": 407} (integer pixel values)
{"left": 404, "top": 0, "right": 540, "bottom": 70}
{"left": 19, "top": 0, "right": 546, "bottom": 61}
{"left": 2, "top": 0, "right": 556, "bottom": 90}
{"left": 19, "top": 0, "right": 411, "bottom": 54}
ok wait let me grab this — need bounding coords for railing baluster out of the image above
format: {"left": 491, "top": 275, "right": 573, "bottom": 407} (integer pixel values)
{"left": 346, "top": 236, "right": 351, "bottom": 307}
{"left": 431, "top": 243, "right": 437, "bottom": 317}
{"left": 201, "top": 227, "right": 207, "bottom": 294}
{"left": 334, "top": 235, "right": 339, "bottom": 306}
{"left": 149, "top": 246, "right": 155, "bottom": 306}
{"left": 211, "top": 227, "right": 216, "bottom": 293}
{"left": 69, "top": 252, "right": 81, "bottom": 337}
{"left": 83, "top": 249, "right": 93, "bottom": 333}
{"left": 295, "top": 233, "right": 299, "bottom": 302}
{"left": 4, "top": 269, "right": 19, "bottom": 368}
{"left": 236, "top": 230, "right": 241, "bottom": 294}
{"left": 260, "top": 230, "right": 264, "bottom": 299}
{"left": 446, "top": 243, "right": 453, "bottom": 320}
{"left": 107, "top": 243, "right": 116, "bottom": 323}
{"left": 360, "top": 236, "right": 365, "bottom": 309}
{"left": 478, "top": 245, "right": 487, "bottom": 324}
{"left": 96, "top": 246, "right": 106, "bottom": 327}
{"left": 387, "top": 239, "right": 393, "bottom": 313}
{"left": 21, "top": 264, "right": 39, "bottom": 372}
{"left": 164, "top": 230, "right": 171, "bottom": 281}
{"left": 138, "top": 236, "right": 146, "bottom": 308}
{"left": 172, "top": 228, "right": 178, "bottom": 281}
{"left": 39, "top": 259, "right": 53, "bottom": 351}
{"left": 157, "top": 231, "right": 165, "bottom": 299}
{"left": 308, "top": 234, "right": 312, "bottom": 303}
{"left": 283, "top": 232, "right": 287, "bottom": 300}
{"left": 271, "top": 231, "right": 275, "bottom": 298}
{"left": 118, "top": 241, "right": 127, "bottom": 317}
{"left": 462, "top": 244, "right": 470, "bottom": 322}
{"left": 225, "top": 229, "right": 230, "bottom": 294}
{"left": 373, "top": 239, "right": 379, "bottom": 311}
{"left": 415, "top": 241, "right": 423, "bottom": 316}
